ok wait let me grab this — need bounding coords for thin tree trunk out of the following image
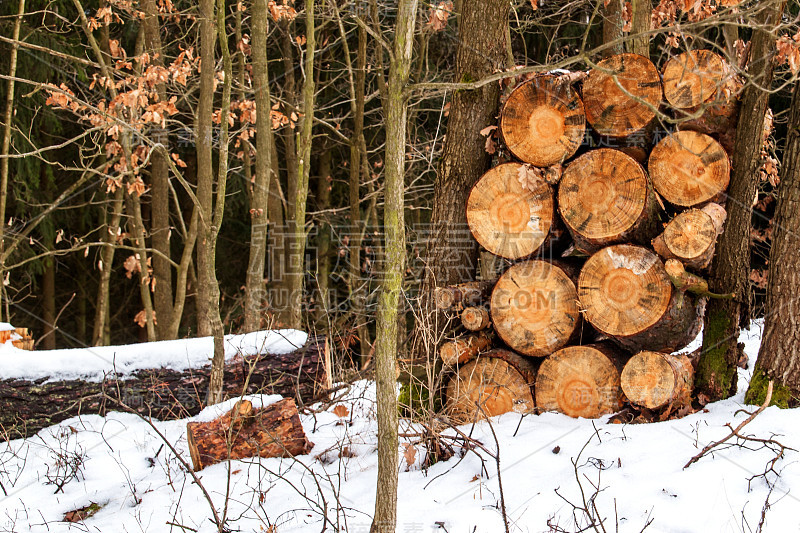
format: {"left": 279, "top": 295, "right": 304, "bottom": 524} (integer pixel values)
{"left": 141, "top": 0, "right": 174, "bottom": 340}
{"left": 696, "top": 0, "right": 788, "bottom": 401}
{"left": 41, "top": 257, "right": 56, "bottom": 350}
{"left": 415, "top": 0, "right": 510, "bottom": 354}
{"left": 628, "top": 0, "right": 651, "bottom": 57}
{"left": 243, "top": 0, "right": 274, "bottom": 332}
{"left": 602, "top": 0, "right": 624, "bottom": 57}
{"left": 745, "top": 81, "right": 800, "bottom": 406}
{"left": 371, "top": 2, "right": 418, "bottom": 531}
{"left": 0, "top": 0, "right": 25, "bottom": 321}
{"left": 93, "top": 187, "right": 124, "bottom": 345}
{"left": 126, "top": 192, "right": 157, "bottom": 342}
{"left": 315, "top": 148, "right": 332, "bottom": 326}
{"left": 286, "top": 0, "right": 316, "bottom": 330}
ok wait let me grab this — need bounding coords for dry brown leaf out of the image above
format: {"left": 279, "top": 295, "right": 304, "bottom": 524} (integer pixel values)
{"left": 402, "top": 443, "right": 417, "bottom": 468}
{"left": 332, "top": 404, "right": 349, "bottom": 418}
{"left": 517, "top": 163, "right": 543, "bottom": 191}
{"left": 479, "top": 125, "right": 497, "bottom": 137}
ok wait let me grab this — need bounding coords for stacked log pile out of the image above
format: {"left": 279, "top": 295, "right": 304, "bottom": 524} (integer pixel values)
{"left": 440, "top": 51, "right": 742, "bottom": 423}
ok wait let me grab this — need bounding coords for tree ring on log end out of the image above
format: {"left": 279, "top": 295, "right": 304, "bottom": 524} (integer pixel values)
{"left": 578, "top": 245, "right": 672, "bottom": 337}
{"left": 467, "top": 163, "right": 554, "bottom": 259}
{"left": 662, "top": 50, "right": 726, "bottom": 109}
{"left": 620, "top": 351, "right": 676, "bottom": 409}
{"left": 558, "top": 149, "right": 649, "bottom": 245}
{"left": 535, "top": 345, "right": 624, "bottom": 418}
{"left": 582, "top": 53, "right": 662, "bottom": 138}
{"left": 491, "top": 260, "right": 580, "bottom": 357}
{"left": 663, "top": 209, "right": 716, "bottom": 261}
{"left": 500, "top": 77, "right": 586, "bottom": 166}
{"left": 649, "top": 131, "right": 730, "bottom": 207}
{"left": 445, "top": 350, "right": 536, "bottom": 424}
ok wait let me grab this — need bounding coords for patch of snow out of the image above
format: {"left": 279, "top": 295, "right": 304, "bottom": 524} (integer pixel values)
{"left": 0, "top": 329, "right": 307, "bottom": 382}
{"left": 2, "top": 321, "right": 799, "bottom": 533}
{"left": 0, "top": 322, "right": 15, "bottom": 332}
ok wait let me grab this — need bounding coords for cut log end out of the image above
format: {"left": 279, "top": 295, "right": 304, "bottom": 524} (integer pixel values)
{"left": 445, "top": 349, "right": 536, "bottom": 424}
{"left": 439, "top": 333, "right": 491, "bottom": 366}
{"left": 491, "top": 260, "right": 580, "bottom": 357}
{"left": 501, "top": 76, "right": 586, "bottom": 167}
{"left": 535, "top": 343, "right": 626, "bottom": 418}
{"left": 582, "top": 53, "right": 662, "bottom": 138}
{"left": 578, "top": 245, "right": 673, "bottom": 338}
{"left": 461, "top": 306, "right": 491, "bottom": 331}
{"left": 558, "top": 149, "right": 654, "bottom": 253}
{"left": 621, "top": 351, "right": 694, "bottom": 410}
{"left": 652, "top": 208, "right": 718, "bottom": 269}
{"left": 467, "top": 163, "right": 554, "bottom": 260}
{"left": 649, "top": 131, "right": 730, "bottom": 207}
{"left": 662, "top": 50, "right": 727, "bottom": 109}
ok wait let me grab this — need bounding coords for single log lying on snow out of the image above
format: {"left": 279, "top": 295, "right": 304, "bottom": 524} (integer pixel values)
{"left": 460, "top": 306, "right": 491, "bottom": 331}
{"left": 466, "top": 163, "right": 554, "bottom": 260}
{"left": 621, "top": 351, "right": 694, "bottom": 410}
{"left": 0, "top": 337, "right": 329, "bottom": 438}
{"left": 649, "top": 131, "right": 730, "bottom": 207}
{"left": 651, "top": 203, "right": 726, "bottom": 270}
{"left": 581, "top": 53, "right": 662, "bottom": 138}
{"left": 491, "top": 260, "right": 581, "bottom": 357}
{"left": 500, "top": 75, "right": 586, "bottom": 167}
{"left": 187, "top": 398, "right": 313, "bottom": 471}
{"left": 558, "top": 149, "right": 659, "bottom": 254}
{"left": 434, "top": 280, "right": 495, "bottom": 310}
{"left": 577, "top": 245, "right": 702, "bottom": 353}
{"left": 445, "top": 349, "right": 537, "bottom": 424}
{"left": 535, "top": 343, "right": 627, "bottom": 418}
{"left": 439, "top": 333, "right": 491, "bottom": 366}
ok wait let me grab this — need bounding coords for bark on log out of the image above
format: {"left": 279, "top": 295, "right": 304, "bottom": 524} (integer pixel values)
{"left": 577, "top": 245, "right": 702, "bottom": 352}
{"left": 535, "top": 342, "right": 627, "bottom": 418}
{"left": 558, "top": 149, "right": 659, "bottom": 254}
{"left": 500, "top": 75, "right": 586, "bottom": 167}
{"left": 186, "top": 398, "right": 313, "bottom": 471}
{"left": 0, "top": 337, "right": 329, "bottom": 438}
{"left": 581, "top": 53, "right": 662, "bottom": 138}
{"left": 621, "top": 351, "right": 694, "bottom": 410}
{"left": 651, "top": 203, "right": 726, "bottom": 270}
{"left": 461, "top": 306, "right": 491, "bottom": 331}
{"left": 433, "top": 280, "right": 495, "bottom": 310}
{"left": 649, "top": 131, "right": 730, "bottom": 207}
{"left": 491, "top": 260, "right": 581, "bottom": 357}
{"left": 467, "top": 163, "right": 555, "bottom": 259}
{"left": 439, "top": 333, "right": 491, "bottom": 366}
{"left": 445, "top": 349, "right": 537, "bottom": 424}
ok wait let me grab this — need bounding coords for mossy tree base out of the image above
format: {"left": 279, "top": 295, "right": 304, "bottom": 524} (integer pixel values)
{"left": 745, "top": 366, "right": 798, "bottom": 408}
{"left": 695, "top": 307, "right": 740, "bottom": 400}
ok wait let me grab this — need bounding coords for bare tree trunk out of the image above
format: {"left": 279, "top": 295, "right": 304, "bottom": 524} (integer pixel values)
{"left": 372, "top": 2, "right": 418, "bottom": 531}
{"left": 745, "top": 81, "right": 800, "bottom": 406}
{"left": 285, "top": 0, "right": 316, "bottom": 330}
{"left": 415, "top": 0, "right": 510, "bottom": 354}
{"left": 243, "top": 0, "right": 274, "bottom": 332}
{"left": 93, "top": 186, "right": 124, "bottom": 346}
{"left": 696, "top": 0, "right": 787, "bottom": 401}
{"left": 314, "top": 148, "right": 332, "bottom": 326}
{"left": 628, "top": 0, "right": 651, "bottom": 57}
{"left": 41, "top": 257, "right": 56, "bottom": 350}
{"left": 0, "top": 0, "right": 25, "bottom": 321}
{"left": 141, "top": 0, "right": 174, "bottom": 340}
{"left": 602, "top": 0, "right": 624, "bottom": 57}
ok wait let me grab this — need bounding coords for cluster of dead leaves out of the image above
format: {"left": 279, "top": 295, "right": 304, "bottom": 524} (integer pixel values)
{"left": 776, "top": 31, "right": 800, "bottom": 74}
{"left": 268, "top": 0, "right": 297, "bottom": 21}
{"left": 750, "top": 268, "right": 768, "bottom": 289}
{"left": 134, "top": 309, "right": 157, "bottom": 328}
{"left": 426, "top": 1, "right": 453, "bottom": 32}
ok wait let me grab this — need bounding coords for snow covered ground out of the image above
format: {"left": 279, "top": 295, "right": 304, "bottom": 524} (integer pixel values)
{"left": 1, "top": 321, "right": 799, "bottom": 533}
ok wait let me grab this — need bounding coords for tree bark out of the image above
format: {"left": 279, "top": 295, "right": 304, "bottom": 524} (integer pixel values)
{"left": 243, "top": 0, "right": 274, "bottom": 333}
{"left": 745, "top": 80, "right": 800, "bottom": 406}
{"left": 696, "top": 0, "right": 787, "bottom": 401}
{"left": 0, "top": 0, "right": 25, "bottom": 321}
{"left": 0, "top": 337, "right": 329, "bottom": 438}
{"left": 141, "top": 0, "right": 174, "bottom": 340}
{"left": 41, "top": 257, "right": 56, "bottom": 350}
{"left": 415, "top": 0, "right": 510, "bottom": 353}
{"left": 285, "top": 0, "right": 316, "bottom": 330}
{"left": 372, "top": 1, "right": 417, "bottom": 530}
{"left": 628, "top": 0, "right": 651, "bottom": 57}
{"left": 602, "top": 0, "right": 624, "bottom": 57}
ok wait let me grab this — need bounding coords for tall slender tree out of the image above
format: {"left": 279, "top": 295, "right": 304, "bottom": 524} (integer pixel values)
{"left": 696, "top": 0, "right": 789, "bottom": 401}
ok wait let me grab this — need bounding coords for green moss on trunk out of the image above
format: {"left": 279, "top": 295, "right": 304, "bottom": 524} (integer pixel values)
{"left": 695, "top": 308, "right": 738, "bottom": 399}
{"left": 744, "top": 366, "right": 795, "bottom": 407}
